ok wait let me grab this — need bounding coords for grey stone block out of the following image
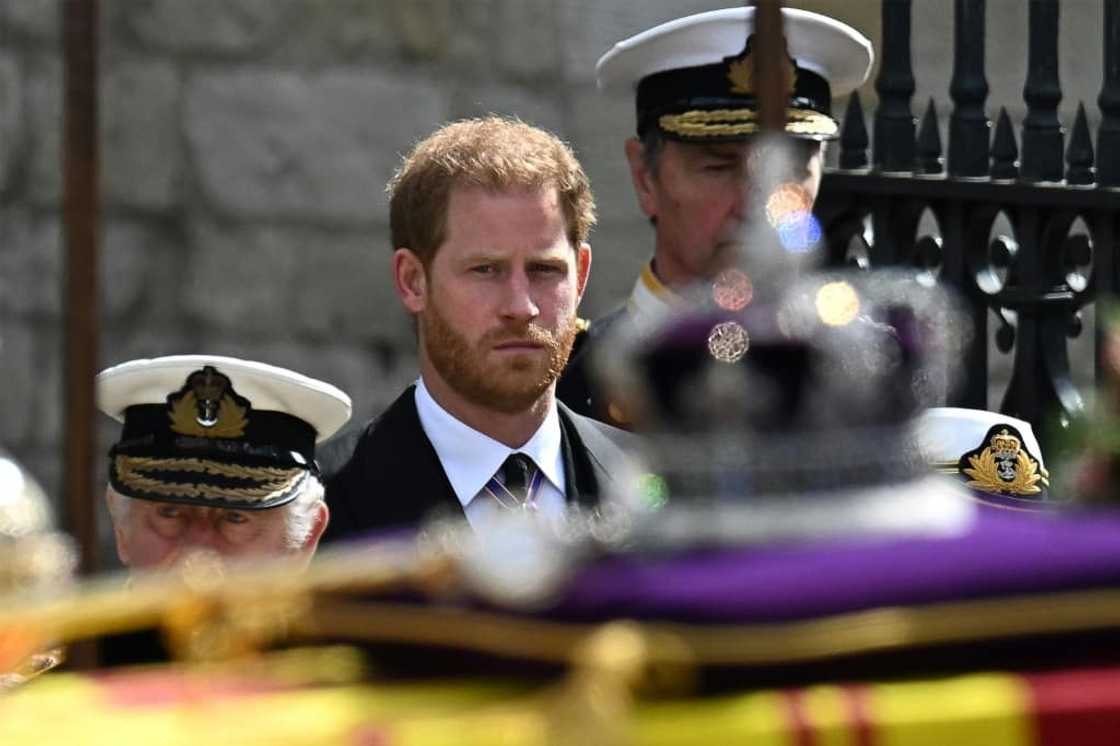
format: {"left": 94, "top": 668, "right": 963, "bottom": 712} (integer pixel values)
{"left": 0, "top": 207, "right": 62, "bottom": 317}
{"left": 580, "top": 218, "right": 652, "bottom": 318}
{"left": 0, "top": 0, "right": 60, "bottom": 41}
{"left": 0, "top": 54, "right": 22, "bottom": 194}
{"left": 444, "top": 0, "right": 494, "bottom": 75}
{"left": 557, "top": 0, "right": 727, "bottom": 84}
{"left": 26, "top": 54, "right": 157, "bottom": 208}
{"left": 450, "top": 82, "right": 566, "bottom": 138}
{"left": 0, "top": 320, "right": 37, "bottom": 444}
{"left": 31, "top": 324, "right": 63, "bottom": 450}
{"left": 493, "top": 0, "right": 559, "bottom": 83}
{"left": 392, "top": 0, "right": 453, "bottom": 61}
{"left": 185, "top": 68, "right": 446, "bottom": 222}
{"left": 101, "top": 60, "right": 182, "bottom": 210}
{"left": 565, "top": 82, "right": 640, "bottom": 224}
{"left": 101, "top": 218, "right": 181, "bottom": 322}
{"left": 287, "top": 226, "right": 413, "bottom": 344}
{"left": 263, "top": 0, "right": 400, "bottom": 64}
{"left": 25, "top": 54, "right": 61, "bottom": 205}
{"left": 180, "top": 218, "right": 302, "bottom": 335}
{"left": 101, "top": 326, "right": 199, "bottom": 370}
{"left": 124, "top": 0, "right": 297, "bottom": 56}
{"left": 0, "top": 320, "right": 61, "bottom": 448}
{"left": 178, "top": 218, "right": 409, "bottom": 343}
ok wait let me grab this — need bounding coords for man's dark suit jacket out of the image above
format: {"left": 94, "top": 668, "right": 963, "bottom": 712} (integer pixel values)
{"left": 557, "top": 305, "right": 630, "bottom": 427}
{"left": 321, "top": 385, "right": 639, "bottom": 542}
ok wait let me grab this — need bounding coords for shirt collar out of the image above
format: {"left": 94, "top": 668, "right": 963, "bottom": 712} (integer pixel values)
{"left": 414, "top": 377, "right": 566, "bottom": 508}
{"left": 627, "top": 261, "right": 683, "bottom": 328}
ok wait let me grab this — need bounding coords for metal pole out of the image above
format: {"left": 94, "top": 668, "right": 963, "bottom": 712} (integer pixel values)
{"left": 62, "top": 0, "right": 100, "bottom": 581}
{"left": 753, "top": 0, "right": 788, "bottom": 134}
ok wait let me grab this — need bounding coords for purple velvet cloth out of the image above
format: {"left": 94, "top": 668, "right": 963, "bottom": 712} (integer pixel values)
{"left": 544, "top": 506, "right": 1120, "bottom": 624}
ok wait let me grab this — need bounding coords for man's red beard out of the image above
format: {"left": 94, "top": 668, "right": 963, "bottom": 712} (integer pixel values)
{"left": 420, "top": 301, "right": 579, "bottom": 414}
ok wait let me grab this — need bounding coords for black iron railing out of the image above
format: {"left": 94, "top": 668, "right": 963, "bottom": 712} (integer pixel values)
{"left": 817, "top": 0, "right": 1120, "bottom": 454}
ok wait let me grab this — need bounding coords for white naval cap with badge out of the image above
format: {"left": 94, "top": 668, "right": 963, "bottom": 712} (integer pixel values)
{"left": 98, "top": 355, "right": 351, "bottom": 511}
{"left": 918, "top": 407, "right": 1053, "bottom": 510}
{"left": 597, "top": 7, "right": 874, "bottom": 141}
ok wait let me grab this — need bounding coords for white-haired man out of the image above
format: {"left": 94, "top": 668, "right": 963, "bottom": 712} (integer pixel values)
{"left": 98, "top": 355, "right": 351, "bottom": 572}
{"left": 558, "top": 7, "right": 875, "bottom": 426}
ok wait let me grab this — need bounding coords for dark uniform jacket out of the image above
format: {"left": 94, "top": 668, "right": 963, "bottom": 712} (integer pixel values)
{"left": 321, "top": 384, "right": 640, "bottom": 542}
{"left": 556, "top": 305, "right": 631, "bottom": 427}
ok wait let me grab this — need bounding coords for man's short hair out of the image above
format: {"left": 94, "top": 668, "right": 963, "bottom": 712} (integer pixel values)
{"left": 388, "top": 116, "right": 596, "bottom": 265}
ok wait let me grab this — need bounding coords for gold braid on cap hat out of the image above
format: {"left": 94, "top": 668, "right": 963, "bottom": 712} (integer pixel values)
{"left": 658, "top": 108, "right": 838, "bottom": 138}
{"left": 115, "top": 455, "right": 305, "bottom": 504}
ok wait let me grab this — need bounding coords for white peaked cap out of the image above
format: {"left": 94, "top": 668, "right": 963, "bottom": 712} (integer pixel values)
{"left": 918, "top": 407, "right": 1046, "bottom": 472}
{"left": 596, "top": 7, "right": 873, "bottom": 96}
{"left": 97, "top": 354, "right": 351, "bottom": 444}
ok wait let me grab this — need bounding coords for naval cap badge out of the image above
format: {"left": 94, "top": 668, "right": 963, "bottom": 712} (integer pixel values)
{"left": 960, "top": 425, "right": 1043, "bottom": 496}
{"left": 167, "top": 365, "right": 249, "bottom": 439}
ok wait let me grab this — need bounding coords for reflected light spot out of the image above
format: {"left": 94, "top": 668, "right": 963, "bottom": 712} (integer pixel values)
{"left": 766, "top": 183, "right": 820, "bottom": 253}
{"left": 766, "top": 183, "right": 812, "bottom": 224}
{"left": 636, "top": 473, "right": 669, "bottom": 510}
{"left": 777, "top": 213, "right": 822, "bottom": 253}
{"left": 712, "top": 268, "right": 754, "bottom": 311}
{"left": 815, "top": 281, "right": 860, "bottom": 327}
{"left": 707, "top": 321, "right": 750, "bottom": 363}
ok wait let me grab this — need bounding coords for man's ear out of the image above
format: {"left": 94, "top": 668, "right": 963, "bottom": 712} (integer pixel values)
{"left": 295, "top": 501, "right": 329, "bottom": 567}
{"left": 575, "top": 242, "right": 592, "bottom": 302}
{"left": 624, "top": 137, "right": 659, "bottom": 220}
{"left": 105, "top": 489, "right": 131, "bottom": 567}
{"left": 393, "top": 248, "right": 427, "bottom": 314}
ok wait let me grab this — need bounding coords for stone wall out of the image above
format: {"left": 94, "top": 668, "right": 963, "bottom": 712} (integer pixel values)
{"left": 0, "top": 0, "right": 1111, "bottom": 562}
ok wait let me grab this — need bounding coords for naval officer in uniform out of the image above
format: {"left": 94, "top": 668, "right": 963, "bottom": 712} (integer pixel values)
{"left": 99, "top": 355, "right": 351, "bottom": 572}
{"left": 558, "top": 7, "right": 874, "bottom": 426}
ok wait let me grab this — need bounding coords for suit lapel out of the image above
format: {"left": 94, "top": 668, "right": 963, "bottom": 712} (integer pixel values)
{"left": 558, "top": 403, "right": 609, "bottom": 510}
{"left": 394, "top": 386, "right": 466, "bottom": 521}
{"left": 352, "top": 386, "right": 464, "bottom": 528}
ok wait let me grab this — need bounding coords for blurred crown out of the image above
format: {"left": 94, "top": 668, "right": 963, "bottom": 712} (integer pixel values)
{"left": 595, "top": 269, "right": 974, "bottom": 546}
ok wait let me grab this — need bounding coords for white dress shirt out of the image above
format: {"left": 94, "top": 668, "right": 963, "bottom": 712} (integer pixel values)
{"left": 414, "top": 377, "right": 567, "bottom": 529}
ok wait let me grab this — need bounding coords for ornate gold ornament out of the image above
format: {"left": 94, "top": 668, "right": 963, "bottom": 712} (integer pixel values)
{"left": 962, "top": 428, "right": 1043, "bottom": 496}
{"left": 167, "top": 366, "right": 249, "bottom": 438}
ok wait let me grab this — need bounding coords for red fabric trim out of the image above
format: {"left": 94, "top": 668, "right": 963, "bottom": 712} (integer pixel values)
{"left": 844, "top": 684, "right": 876, "bottom": 746}
{"left": 1027, "top": 668, "right": 1120, "bottom": 746}
{"left": 783, "top": 689, "right": 816, "bottom": 746}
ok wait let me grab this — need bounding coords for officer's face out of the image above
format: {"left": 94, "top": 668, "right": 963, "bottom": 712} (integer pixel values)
{"left": 626, "top": 137, "right": 823, "bottom": 287}
{"left": 113, "top": 500, "right": 296, "bottom": 570}
{"left": 395, "top": 185, "right": 591, "bottom": 413}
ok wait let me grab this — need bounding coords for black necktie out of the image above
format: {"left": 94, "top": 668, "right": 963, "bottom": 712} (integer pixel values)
{"left": 498, "top": 453, "right": 536, "bottom": 508}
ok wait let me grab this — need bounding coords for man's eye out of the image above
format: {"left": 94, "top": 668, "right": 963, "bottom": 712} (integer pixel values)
{"left": 471, "top": 264, "right": 496, "bottom": 275}
{"left": 223, "top": 512, "right": 249, "bottom": 525}
{"left": 155, "top": 506, "right": 182, "bottom": 519}
{"left": 530, "top": 264, "right": 564, "bottom": 275}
